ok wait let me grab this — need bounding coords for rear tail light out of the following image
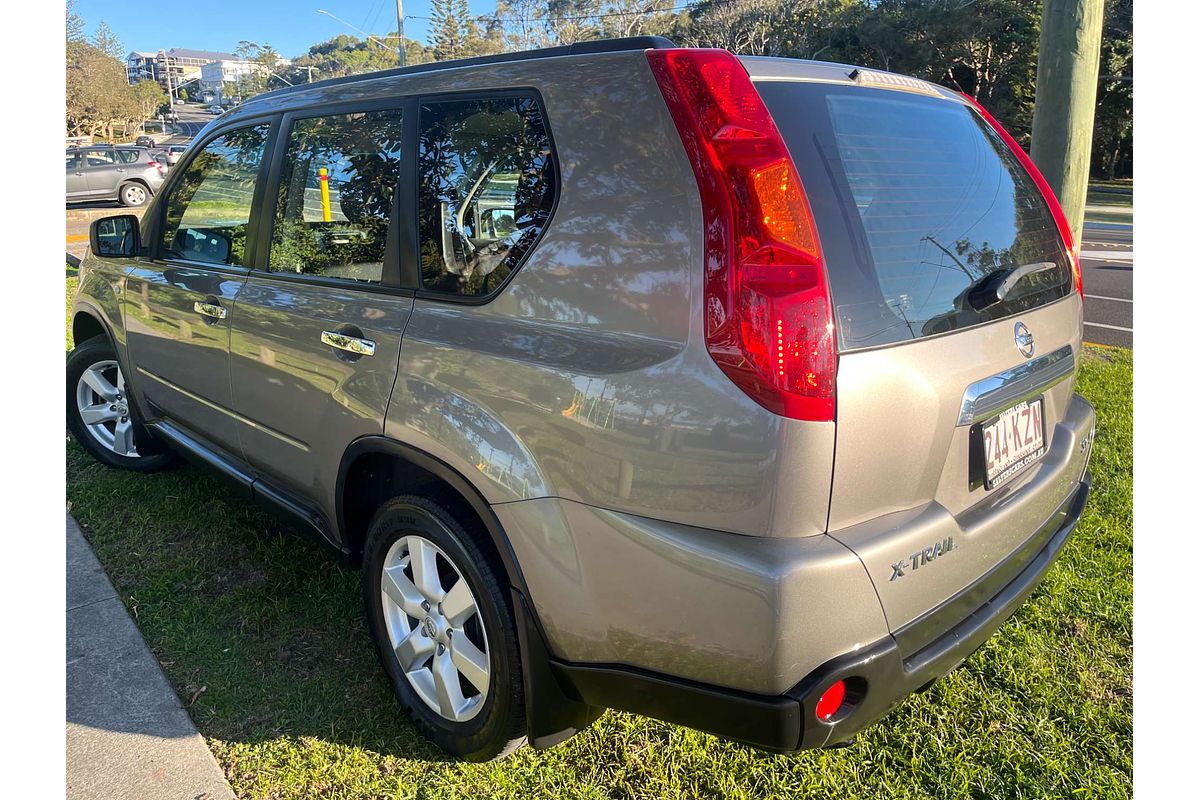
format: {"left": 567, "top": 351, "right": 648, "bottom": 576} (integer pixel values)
{"left": 815, "top": 679, "right": 847, "bottom": 722}
{"left": 961, "top": 93, "right": 1084, "bottom": 299}
{"left": 647, "top": 49, "right": 836, "bottom": 422}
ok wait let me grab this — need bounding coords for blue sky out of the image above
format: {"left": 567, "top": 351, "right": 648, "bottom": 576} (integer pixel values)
{"left": 75, "top": 1, "right": 497, "bottom": 58}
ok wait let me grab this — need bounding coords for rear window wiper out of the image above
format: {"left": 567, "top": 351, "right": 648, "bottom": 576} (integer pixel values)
{"left": 965, "top": 261, "right": 1057, "bottom": 311}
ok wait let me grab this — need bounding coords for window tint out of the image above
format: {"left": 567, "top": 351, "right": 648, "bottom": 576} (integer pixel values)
{"left": 758, "top": 83, "right": 1073, "bottom": 349}
{"left": 116, "top": 150, "right": 141, "bottom": 164}
{"left": 417, "top": 96, "right": 554, "bottom": 297}
{"left": 160, "top": 124, "right": 270, "bottom": 266}
{"left": 269, "top": 109, "right": 403, "bottom": 283}
{"left": 85, "top": 149, "right": 116, "bottom": 167}
{"left": 66, "top": 152, "right": 81, "bottom": 170}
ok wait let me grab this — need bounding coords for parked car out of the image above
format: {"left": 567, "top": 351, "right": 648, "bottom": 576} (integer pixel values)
{"left": 68, "top": 38, "right": 1093, "bottom": 762}
{"left": 160, "top": 144, "right": 189, "bottom": 166}
{"left": 65, "top": 145, "right": 166, "bottom": 207}
{"left": 134, "top": 135, "right": 156, "bottom": 148}
{"left": 208, "top": 105, "right": 223, "bottom": 115}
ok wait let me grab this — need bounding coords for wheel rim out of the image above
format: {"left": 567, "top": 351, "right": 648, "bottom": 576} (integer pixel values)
{"left": 381, "top": 534, "right": 490, "bottom": 723}
{"left": 75, "top": 360, "right": 140, "bottom": 458}
{"left": 124, "top": 186, "right": 146, "bottom": 205}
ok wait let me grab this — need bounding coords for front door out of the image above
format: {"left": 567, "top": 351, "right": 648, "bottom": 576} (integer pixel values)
{"left": 229, "top": 107, "right": 412, "bottom": 518}
{"left": 124, "top": 122, "right": 274, "bottom": 457}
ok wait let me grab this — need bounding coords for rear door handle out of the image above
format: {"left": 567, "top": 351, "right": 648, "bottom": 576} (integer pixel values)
{"left": 321, "top": 330, "right": 375, "bottom": 357}
{"left": 194, "top": 301, "right": 227, "bottom": 320}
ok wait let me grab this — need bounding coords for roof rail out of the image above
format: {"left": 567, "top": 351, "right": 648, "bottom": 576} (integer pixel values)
{"left": 249, "top": 36, "right": 677, "bottom": 103}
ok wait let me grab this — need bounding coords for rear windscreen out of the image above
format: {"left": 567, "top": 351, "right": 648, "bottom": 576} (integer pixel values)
{"left": 756, "top": 82, "right": 1074, "bottom": 350}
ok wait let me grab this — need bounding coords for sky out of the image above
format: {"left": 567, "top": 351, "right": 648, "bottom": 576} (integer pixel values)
{"left": 75, "top": 1, "right": 498, "bottom": 59}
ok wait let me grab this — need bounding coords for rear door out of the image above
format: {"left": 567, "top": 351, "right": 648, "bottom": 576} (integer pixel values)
{"left": 124, "top": 121, "right": 275, "bottom": 457}
{"left": 754, "top": 72, "right": 1083, "bottom": 628}
{"left": 66, "top": 151, "right": 89, "bottom": 199}
{"left": 228, "top": 104, "right": 413, "bottom": 515}
{"left": 82, "top": 148, "right": 124, "bottom": 196}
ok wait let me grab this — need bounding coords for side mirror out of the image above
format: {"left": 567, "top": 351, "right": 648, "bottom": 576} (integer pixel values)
{"left": 90, "top": 215, "right": 141, "bottom": 258}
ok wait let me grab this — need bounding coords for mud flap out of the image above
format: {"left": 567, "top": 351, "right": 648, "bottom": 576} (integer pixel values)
{"left": 511, "top": 589, "right": 603, "bottom": 749}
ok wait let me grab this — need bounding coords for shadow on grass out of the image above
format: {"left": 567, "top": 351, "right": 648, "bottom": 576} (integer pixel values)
{"left": 66, "top": 441, "right": 458, "bottom": 764}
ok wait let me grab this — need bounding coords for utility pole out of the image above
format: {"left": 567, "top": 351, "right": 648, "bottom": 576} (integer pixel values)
{"left": 396, "top": 0, "right": 406, "bottom": 66}
{"left": 1029, "top": 0, "right": 1105, "bottom": 245}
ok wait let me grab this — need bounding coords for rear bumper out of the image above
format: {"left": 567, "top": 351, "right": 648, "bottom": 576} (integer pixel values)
{"left": 548, "top": 470, "right": 1091, "bottom": 752}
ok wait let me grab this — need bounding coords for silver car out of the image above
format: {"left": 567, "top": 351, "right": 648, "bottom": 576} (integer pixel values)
{"left": 66, "top": 146, "right": 166, "bottom": 207}
{"left": 68, "top": 38, "right": 1093, "bottom": 761}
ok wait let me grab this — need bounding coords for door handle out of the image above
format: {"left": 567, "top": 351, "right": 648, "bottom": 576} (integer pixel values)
{"left": 73, "top": 171, "right": 84, "bottom": 176}
{"left": 194, "top": 301, "right": 227, "bottom": 320}
{"left": 115, "top": 168, "right": 126, "bottom": 173}
{"left": 321, "top": 330, "right": 376, "bottom": 357}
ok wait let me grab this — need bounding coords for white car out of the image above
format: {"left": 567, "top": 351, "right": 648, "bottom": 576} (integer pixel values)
{"left": 208, "top": 105, "right": 224, "bottom": 115}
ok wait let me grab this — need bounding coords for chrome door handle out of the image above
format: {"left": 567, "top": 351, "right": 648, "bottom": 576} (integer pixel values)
{"left": 194, "top": 301, "right": 227, "bottom": 320}
{"left": 321, "top": 330, "right": 376, "bottom": 357}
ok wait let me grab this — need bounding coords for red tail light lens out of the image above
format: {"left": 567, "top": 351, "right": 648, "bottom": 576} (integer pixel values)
{"left": 647, "top": 49, "right": 836, "bottom": 422}
{"left": 960, "top": 93, "right": 1084, "bottom": 299}
{"left": 815, "top": 679, "right": 847, "bottom": 722}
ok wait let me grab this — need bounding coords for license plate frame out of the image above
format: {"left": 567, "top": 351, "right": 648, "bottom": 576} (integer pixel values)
{"left": 968, "top": 397, "right": 1047, "bottom": 491}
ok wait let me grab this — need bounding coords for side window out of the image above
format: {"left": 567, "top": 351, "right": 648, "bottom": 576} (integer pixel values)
{"left": 417, "top": 95, "right": 555, "bottom": 297}
{"left": 85, "top": 149, "right": 116, "bottom": 167}
{"left": 66, "top": 152, "right": 81, "bottom": 170}
{"left": 116, "top": 150, "right": 141, "bottom": 164}
{"left": 159, "top": 124, "right": 270, "bottom": 266}
{"left": 269, "top": 109, "right": 403, "bottom": 283}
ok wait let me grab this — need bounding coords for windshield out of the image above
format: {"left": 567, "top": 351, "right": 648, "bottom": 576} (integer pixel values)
{"left": 756, "top": 81, "right": 1074, "bottom": 350}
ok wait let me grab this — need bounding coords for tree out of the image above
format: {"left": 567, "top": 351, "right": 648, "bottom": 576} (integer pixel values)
{"left": 1091, "top": 0, "right": 1132, "bottom": 179}
{"left": 66, "top": 0, "right": 85, "bottom": 42}
{"left": 232, "top": 41, "right": 286, "bottom": 100}
{"left": 91, "top": 20, "right": 124, "bottom": 61}
{"left": 132, "top": 79, "right": 167, "bottom": 122}
{"left": 432, "top": 0, "right": 465, "bottom": 60}
{"left": 66, "top": 42, "right": 142, "bottom": 140}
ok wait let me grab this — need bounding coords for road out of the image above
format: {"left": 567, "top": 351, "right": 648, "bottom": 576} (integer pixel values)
{"left": 1080, "top": 212, "right": 1133, "bottom": 349}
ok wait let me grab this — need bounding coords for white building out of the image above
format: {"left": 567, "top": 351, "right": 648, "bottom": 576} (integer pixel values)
{"left": 200, "top": 56, "right": 293, "bottom": 106}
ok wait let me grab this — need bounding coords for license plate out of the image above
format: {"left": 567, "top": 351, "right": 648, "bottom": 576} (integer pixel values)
{"left": 981, "top": 398, "right": 1046, "bottom": 489}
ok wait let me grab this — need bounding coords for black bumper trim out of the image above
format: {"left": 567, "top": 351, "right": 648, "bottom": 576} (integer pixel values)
{"left": 547, "top": 473, "right": 1091, "bottom": 752}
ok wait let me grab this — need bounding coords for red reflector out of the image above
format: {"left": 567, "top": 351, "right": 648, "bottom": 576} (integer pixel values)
{"left": 960, "top": 93, "right": 1083, "bottom": 300}
{"left": 647, "top": 49, "right": 836, "bottom": 422}
{"left": 815, "top": 679, "right": 846, "bottom": 722}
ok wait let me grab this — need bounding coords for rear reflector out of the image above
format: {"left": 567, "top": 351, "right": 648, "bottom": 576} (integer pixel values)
{"left": 815, "top": 679, "right": 847, "bottom": 722}
{"left": 647, "top": 49, "right": 836, "bottom": 422}
{"left": 961, "top": 93, "right": 1084, "bottom": 299}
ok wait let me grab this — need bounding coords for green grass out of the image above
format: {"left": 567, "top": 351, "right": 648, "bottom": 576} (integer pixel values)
{"left": 66, "top": 272, "right": 1132, "bottom": 798}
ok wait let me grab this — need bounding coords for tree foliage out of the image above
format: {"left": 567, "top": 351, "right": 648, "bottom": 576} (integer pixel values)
{"left": 91, "top": 20, "right": 124, "bottom": 61}
{"left": 66, "top": 43, "right": 144, "bottom": 139}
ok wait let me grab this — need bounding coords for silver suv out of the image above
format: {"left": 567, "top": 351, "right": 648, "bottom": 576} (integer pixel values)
{"left": 68, "top": 38, "right": 1094, "bottom": 761}
{"left": 66, "top": 145, "right": 166, "bottom": 207}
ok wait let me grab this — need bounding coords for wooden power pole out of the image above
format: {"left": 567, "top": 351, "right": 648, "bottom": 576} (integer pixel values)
{"left": 1030, "top": 0, "right": 1105, "bottom": 244}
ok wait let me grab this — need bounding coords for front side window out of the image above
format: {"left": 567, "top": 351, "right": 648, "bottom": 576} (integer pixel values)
{"left": 417, "top": 96, "right": 554, "bottom": 297}
{"left": 159, "top": 124, "right": 270, "bottom": 266}
{"left": 269, "top": 109, "right": 404, "bottom": 283}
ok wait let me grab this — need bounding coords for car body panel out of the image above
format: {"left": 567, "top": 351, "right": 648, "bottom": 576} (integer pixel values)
{"left": 228, "top": 277, "right": 415, "bottom": 525}
{"left": 123, "top": 260, "right": 247, "bottom": 455}
{"left": 494, "top": 497, "right": 889, "bottom": 695}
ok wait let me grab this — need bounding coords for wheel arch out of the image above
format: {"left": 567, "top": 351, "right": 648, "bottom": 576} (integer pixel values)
{"left": 72, "top": 308, "right": 108, "bottom": 349}
{"left": 336, "top": 436, "right": 531, "bottom": 598}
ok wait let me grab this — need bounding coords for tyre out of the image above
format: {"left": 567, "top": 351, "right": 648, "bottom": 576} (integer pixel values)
{"left": 363, "top": 496, "right": 526, "bottom": 761}
{"left": 119, "top": 182, "right": 149, "bottom": 207}
{"left": 66, "top": 336, "right": 174, "bottom": 472}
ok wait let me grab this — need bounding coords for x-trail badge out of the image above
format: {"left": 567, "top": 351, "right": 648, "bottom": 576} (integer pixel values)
{"left": 1014, "top": 322, "right": 1035, "bottom": 358}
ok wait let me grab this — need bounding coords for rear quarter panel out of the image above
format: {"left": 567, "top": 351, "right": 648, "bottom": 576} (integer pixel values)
{"left": 379, "top": 51, "right": 835, "bottom": 538}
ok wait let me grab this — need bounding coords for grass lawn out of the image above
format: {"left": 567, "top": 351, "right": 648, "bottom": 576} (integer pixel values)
{"left": 66, "top": 273, "right": 1132, "bottom": 799}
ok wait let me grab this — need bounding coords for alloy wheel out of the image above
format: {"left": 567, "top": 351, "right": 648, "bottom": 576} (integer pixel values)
{"left": 380, "top": 534, "right": 491, "bottom": 722}
{"left": 75, "top": 360, "right": 139, "bottom": 458}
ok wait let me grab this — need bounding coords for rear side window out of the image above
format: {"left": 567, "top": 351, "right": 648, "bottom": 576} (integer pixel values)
{"left": 66, "top": 152, "right": 81, "bottom": 170}
{"left": 269, "top": 109, "right": 404, "bottom": 283}
{"left": 757, "top": 83, "right": 1073, "bottom": 350}
{"left": 160, "top": 124, "right": 270, "bottom": 266}
{"left": 116, "top": 150, "right": 140, "bottom": 164}
{"left": 85, "top": 149, "right": 116, "bottom": 167}
{"left": 417, "top": 95, "right": 554, "bottom": 297}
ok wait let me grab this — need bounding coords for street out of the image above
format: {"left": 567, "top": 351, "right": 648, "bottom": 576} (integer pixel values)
{"left": 1081, "top": 214, "right": 1134, "bottom": 349}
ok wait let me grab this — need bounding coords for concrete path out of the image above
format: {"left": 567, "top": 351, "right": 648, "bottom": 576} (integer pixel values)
{"left": 66, "top": 511, "right": 236, "bottom": 800}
